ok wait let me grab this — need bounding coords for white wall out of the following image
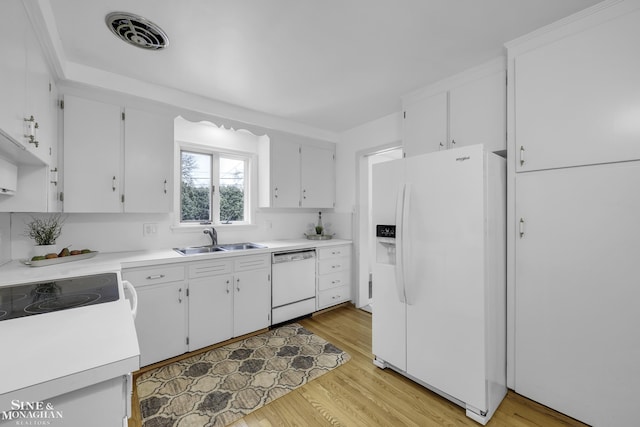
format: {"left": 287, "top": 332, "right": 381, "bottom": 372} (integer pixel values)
{"left": 10, "top": 209, "right": 338, "bottom": 259}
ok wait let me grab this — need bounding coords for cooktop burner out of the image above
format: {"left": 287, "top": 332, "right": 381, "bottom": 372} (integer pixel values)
{"left": 24, "top": 293, "right": 102, "bottom": 314}
{"left": 0, "top": 273, "right": 120, "bottom": 321}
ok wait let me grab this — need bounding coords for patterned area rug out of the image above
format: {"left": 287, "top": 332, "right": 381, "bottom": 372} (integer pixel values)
{"left": 136, "top": 323, "right": 351, "bottom": 427}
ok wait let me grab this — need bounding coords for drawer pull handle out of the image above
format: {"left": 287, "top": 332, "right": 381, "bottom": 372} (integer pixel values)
{"left": 332, "top": 264, "right": 341, "bottom": 269}
{"left": 332, "top": 280, "right": 341, "bottom": 285}
{"left": 146, "top": 274, "right": 165, "bottom": 280}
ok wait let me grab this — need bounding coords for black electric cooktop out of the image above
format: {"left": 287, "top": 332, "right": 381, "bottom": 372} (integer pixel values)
{"left": 0, "top": 273, "right": 120, "bottom": 321}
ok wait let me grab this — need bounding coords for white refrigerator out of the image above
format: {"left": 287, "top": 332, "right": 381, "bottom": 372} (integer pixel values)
{"left": 371, "top": 144, "right": 506, "bottom": 425}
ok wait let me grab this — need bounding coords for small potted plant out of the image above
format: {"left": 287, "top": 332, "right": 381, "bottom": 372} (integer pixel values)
{"left": 25, "top": 214, "right": 65, "bottom": 257}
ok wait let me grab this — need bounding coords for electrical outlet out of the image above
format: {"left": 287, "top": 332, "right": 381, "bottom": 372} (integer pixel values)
{"left": 143, "top": 223, "right": 158, "bottom": 236}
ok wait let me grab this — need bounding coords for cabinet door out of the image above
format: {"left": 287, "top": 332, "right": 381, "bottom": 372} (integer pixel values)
{"left": 24, "top": 26, "right": 52, "bottom": 164}
{"left": 301, "top": 145, "right": 334, "bottom": 208}
{"left": 0, "top": 0, "right": 27, "bottom": 146}
{"left": 403, "top": 92, "right": 447, "bottom": 157}
{"left": 514, "top": 163, "right": 640, "bottom": 426}
{"left": 233, "top": 269, "right": 271, "bottom": 337}
{"left": 123, "top": 108, "right": 173, "bottom": 212}
{"left": 270, "top": 140, "right": 300, "bottom": 207}
{"left": 188, "top": 275, "right": 233, "bottom": 351}
{"left": 450, "top": 70, "right": 506, "bottom": 153}
{"left": 135, "top": 282, "right": 188, "bottom": 366}
{"left": 47, "top": 80, "right": 60, "bottom": 212}
{"left": 63, "top": 96, "right": 122, "bottom": 212}
{"left": 515, "top": 9, "right": 640, "bottom": 172}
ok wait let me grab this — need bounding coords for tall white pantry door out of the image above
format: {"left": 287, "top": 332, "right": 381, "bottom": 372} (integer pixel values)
{"left": 514, "top": 161, "right": 640, "bottom": 426}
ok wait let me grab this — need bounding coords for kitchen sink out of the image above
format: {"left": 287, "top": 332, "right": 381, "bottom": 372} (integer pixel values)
{"left": 173, "top": 245, "right": 228, "bottom": 255}
{"left": 174, "top": 242, "right": 267, "bottom": 255}
{"left": 218, "top": 242, "right": 267, "bottom": 251}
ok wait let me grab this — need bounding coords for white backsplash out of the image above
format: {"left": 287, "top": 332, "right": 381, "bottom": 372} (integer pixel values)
{"left": 9, "top": 210, "right": 351, "bottom": 260}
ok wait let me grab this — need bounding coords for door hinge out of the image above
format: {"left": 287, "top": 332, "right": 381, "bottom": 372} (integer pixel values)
{"left": 299, "top": 146, "right": 302, "bottom": 154}
{"left": 186, "top": 337, "right": 189, "bottom": 345}
{"left": 49, "top": 82, "right": 51, "bottom": 92}
{"left": 59, "top": 100, "right": 64, "bottom": 110}
{"left": 59, "top": 191, "right": 64, "bottom": 202}
{"left": 403, "top": 111, "right": 406, "bottom": 119}
{"left": 267, "top": 274, "right": 271, "bottom": 281}
{"left": 267, "top": 313, "right": 270, "bottom": 321}
{"left": 121, "top": 112, "right": 125, "bottom": 121}
{"left": 186, "top": 288, "right": 190, "bottom": 297}
{"left": 121, "top": 194, "right": 125, "bottom": 203}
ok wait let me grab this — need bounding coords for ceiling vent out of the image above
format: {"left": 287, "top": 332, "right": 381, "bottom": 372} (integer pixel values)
{"left": 105, "top": 12, "right": 169, "bottom": 50}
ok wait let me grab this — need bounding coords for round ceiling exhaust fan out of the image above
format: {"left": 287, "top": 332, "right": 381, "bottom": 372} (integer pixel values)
{"left": 105, "top": 12, "right": 169, "bottom": 50}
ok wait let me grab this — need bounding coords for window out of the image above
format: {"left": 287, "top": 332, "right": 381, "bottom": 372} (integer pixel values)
{"left": 180, "top": 150, "right": 250, "bottom": 224}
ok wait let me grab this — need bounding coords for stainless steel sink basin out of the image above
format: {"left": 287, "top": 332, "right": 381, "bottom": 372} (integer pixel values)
{"left": 174, "top": 245, "right": 228, "bottom": 255}
{"left": 174, "top": 242, "right": 266, "bottom": 255}
{"left": 218, "top": 242, "right": 267, "bottom": 251}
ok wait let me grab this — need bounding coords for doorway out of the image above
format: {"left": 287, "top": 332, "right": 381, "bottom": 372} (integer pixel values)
{"left": 354, "top": 145, "right": 403, "bottom": 312}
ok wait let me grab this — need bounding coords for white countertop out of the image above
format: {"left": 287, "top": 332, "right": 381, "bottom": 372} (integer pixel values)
{"left": 0, "top": 299, "right": 139, "bottom": 408}
{"left": 0, "top": 238, "right": 352, "bottom": 286}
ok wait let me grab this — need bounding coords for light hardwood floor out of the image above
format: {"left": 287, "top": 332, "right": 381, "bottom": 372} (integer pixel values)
{"left": 130, "top": 305, "right": 585, "bottom": 426}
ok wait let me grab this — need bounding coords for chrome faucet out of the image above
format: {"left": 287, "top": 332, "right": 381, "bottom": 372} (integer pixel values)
{"left": 203, "top": 227, "right": 217, "bottom": 246}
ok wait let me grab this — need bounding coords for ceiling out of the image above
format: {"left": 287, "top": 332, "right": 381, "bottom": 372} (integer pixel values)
{"left": 45, "top": 0, "right": 602, "bottom": 134}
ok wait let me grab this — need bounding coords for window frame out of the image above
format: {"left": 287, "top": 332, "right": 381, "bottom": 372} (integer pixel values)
{"left": 175, "top": 141, "right": 255, "bottom": 228}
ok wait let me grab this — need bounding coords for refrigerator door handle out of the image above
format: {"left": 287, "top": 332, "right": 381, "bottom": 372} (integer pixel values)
{"left": 402, "top": 183, "right": 413, "bottom": 305}
{"left": 394, "top": 183, "right": 407, "bottom": 303}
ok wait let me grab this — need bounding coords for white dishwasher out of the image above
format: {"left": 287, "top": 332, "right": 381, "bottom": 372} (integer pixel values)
{"left": 271, "top": 249, "right": 316, "bottom": 324}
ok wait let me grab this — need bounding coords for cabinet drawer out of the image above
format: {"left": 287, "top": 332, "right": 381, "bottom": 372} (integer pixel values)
{"left": 123, "top": 265, "right": 185, "bottom": 287}
{"left": 318, "top": 245, "right": 351, "bottom": 260}
{"left": 318, "top": 271, "right": 350, "bottom": 291}
{"left": 318, "top": 256, "right": 350, "bottom": 275}
{"left": 188, "top": 259, "right": 233, "bottom": 279}
{"left": 317, "top": 285, "right": 351, "bottom": 309}
{"left": 234, "top": 254, "right": 270, "bottom": 272}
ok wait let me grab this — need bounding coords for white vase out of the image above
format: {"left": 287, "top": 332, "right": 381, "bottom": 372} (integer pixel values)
{"left": 32, "top": 244, "right": 57, "bottom": 258}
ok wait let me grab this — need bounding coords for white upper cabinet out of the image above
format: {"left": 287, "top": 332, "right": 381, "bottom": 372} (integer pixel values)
{"left": 63, "top": 95, "right": 122, "bottom": 213}
{"left": 449, "top": 70, "right": 506, "bottom": 153}
{"left": 403, "top": 59, "right": 506, "bottom": 157}
{"left": 265, "top": 139, "right": 301, "bottom": 208}
{"left": 259, "top": 138, "right": 335, "bottom": 208}
{"left": 403, "top": 92, "right": 448, "bottom": 156}
{"left": 0, "top": 0, "right": 55, "bottom": 165}
{"left": 300, "top": 145, "right": 335, "bottom": 208}
{"left": 123, "top": 108, "right": 174, "bottom": 212}
{"left": 512, "top": 7, "right": 640, "bottom": 172}
{"left": 0, "top": 0, "right": 28, "bottom": 150}
{"left": 62, "top": 95, "right": 175, "bottom": 213}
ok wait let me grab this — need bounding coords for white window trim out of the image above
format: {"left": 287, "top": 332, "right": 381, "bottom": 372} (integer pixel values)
{"left": 173, "top": 140, "right": 257, "bottom": 229}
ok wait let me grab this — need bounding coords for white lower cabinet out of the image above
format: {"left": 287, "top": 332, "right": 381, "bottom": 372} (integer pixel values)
{"left": 127, "top": 272, "right": 188, "bottom": 367}
{"left": 187, "top": 255, "right": 271, "bottom": 351}
{"left": 316, "top": 244, "right": 352, "bottom": 310}
{"left": 188, "top": 274, "right": 233, "bottom": 351}
{"left": 233, "top": 265, "right": 271, "bottom": 336}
